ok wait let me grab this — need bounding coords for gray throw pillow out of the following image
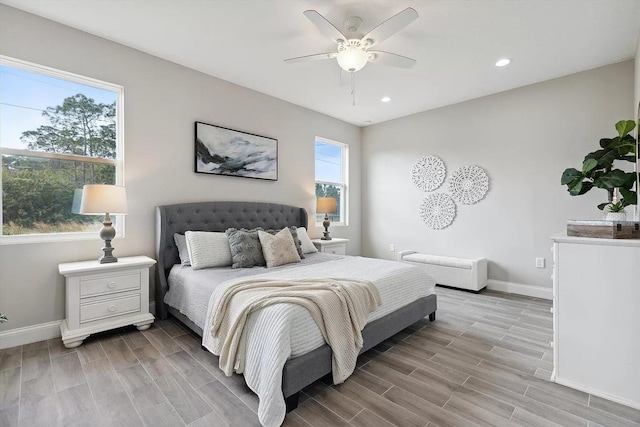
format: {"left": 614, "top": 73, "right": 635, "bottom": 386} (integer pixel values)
{"left": 226, "top": 228, "right": 266, "bottom": 268}
{"left": 173, "top": 233, "right": 191, "bottom": 267}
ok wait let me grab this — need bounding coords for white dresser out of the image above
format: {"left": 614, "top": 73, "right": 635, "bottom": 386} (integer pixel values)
{"left": 59, "top": 256, "right": 156, "bottom": 348}
{"left": 312, "top": 238, "right": 349, "bottom": 255}
{"left": 551, "top": 234, "right": 640, "bottom": 409}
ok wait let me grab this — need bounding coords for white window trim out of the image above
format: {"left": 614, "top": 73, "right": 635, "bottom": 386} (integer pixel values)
{"left": 0, "top": 55, "right": 125, "bottom": 244}
{"left": 315, "top": 137, "right": 348, "bottom": 227}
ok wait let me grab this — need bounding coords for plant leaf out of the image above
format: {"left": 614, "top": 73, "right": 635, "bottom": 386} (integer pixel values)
{"left": 567, "top": 180, "right": 583, "bottom": 195}
{"left": 597, "top": 202, "right": 609, "bottom": 211}
{"left": 615, "top": 120, "right": 636, "bottom": 137}
{"left": 622, "top": 172, "right": 637, "bottom": 189}
{"left": 571, "top": 181, "right": 593, "bottom": 196}
{"left": 620, "top": 188, "right": 637, "bottom": 206}
{"left": 608, "top": 135, "right": 637, "bottom": 156}
{"left": 599, "top": 138, "right": 613, "bottom": 149}
{"left": 593, "top": 169, "right": 629, "bottom": 189}
{"left": 582, "top": 158, "right": 597, "bottom": 173}
{"left": 584, "top": 149, "right": 617, "bottom": 169}
{"left": 561, "top": 168, "right": 583, "bottom": 185}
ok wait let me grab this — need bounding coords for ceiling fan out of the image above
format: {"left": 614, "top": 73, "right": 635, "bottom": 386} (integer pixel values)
{"left": 285, "top": 8, "right": 419, "bottom": 104}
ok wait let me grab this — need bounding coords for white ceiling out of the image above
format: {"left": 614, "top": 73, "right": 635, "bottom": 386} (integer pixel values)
{"left": 3, "top": 0, "right": 640, "bottom": 126}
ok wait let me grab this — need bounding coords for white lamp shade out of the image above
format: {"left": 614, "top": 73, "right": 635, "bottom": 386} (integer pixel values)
{"left": 316, "top": 197, "right": 337, "bottom": 214}
{"left": 337, "top": 47, "right": 369, "bottom": 72}
{"left": 80, "top": 184, "right": 128, "bottom": 215}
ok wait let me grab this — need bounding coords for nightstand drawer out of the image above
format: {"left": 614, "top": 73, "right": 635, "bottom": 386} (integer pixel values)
{"left": 80, "top": 294, "right": 140, "bottom": 323}
{"left": 325, "top": 246, "right": 345, "bottom": 255}
{"left": 81, "top": 272, "right": 140, "bottom": 297}
{"left": 312, "top": 238, "right": 349, "bottom": 255}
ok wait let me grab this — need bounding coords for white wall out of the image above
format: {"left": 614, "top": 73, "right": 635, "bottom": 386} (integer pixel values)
{"left": 636, "top": 32, "right": 640, "bottom": 117}
{"left": 362, "top": 61, "right": 634, "bottom": 290}
{"left": 0, "top": 5, "right": 362, "bottom": 332}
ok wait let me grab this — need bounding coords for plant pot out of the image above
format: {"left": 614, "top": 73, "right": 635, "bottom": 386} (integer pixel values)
{"left": 605, "top": 211, "right": 627, "bottom": 221}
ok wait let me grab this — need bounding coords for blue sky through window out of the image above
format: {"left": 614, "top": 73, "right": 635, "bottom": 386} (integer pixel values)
{"left": 0, "top": 65, "right": 117, "bottom": 149}
{"left": 315, "top": 140, "right": 343, "bottom": 183}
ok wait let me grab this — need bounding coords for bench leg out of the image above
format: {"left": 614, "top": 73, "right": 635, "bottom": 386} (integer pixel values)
{"left": 285, "top": 392, "right": 300, "bottom": 412}
{"left": 429, "top": 311, "right": 436, "bottom": 322}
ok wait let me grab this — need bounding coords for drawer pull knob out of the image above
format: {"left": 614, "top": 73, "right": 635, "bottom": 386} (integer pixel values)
{"left": 108, "top": 305, "right": 117, "bottom": 312}
{"left": 107, "top": 282, "right": 116, "bottom": 289}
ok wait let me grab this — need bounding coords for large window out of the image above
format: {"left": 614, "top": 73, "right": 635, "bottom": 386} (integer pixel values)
{"left": 0, "top": 57, "right": 123, "bottom": 242}
{"left": 315, "top": 137, "right": 348, "bottom": 225}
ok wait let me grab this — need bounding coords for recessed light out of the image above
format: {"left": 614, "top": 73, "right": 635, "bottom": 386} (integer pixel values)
{"left": 495, "top": 58, "right": 511, "bottom": 67}
{"left": 381, "top": 96, "right": 391, "bottom": 103}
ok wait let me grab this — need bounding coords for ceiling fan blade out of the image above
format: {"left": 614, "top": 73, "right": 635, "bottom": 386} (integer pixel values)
{"left": 368, "top": 51, "right": 417, "bottom": 69}
{"left": 284, "top": 52, "right": 337, "bottom": 64}
{"left": 362, "top": 8, "right": 418, "bottom": 48}
{"left": 303, "top": 10, "right": 347, "bottom": 44}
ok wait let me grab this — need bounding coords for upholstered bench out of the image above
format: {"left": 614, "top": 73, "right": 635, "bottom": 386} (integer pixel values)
{"left": 398, "top": 251, "right": 487, "bottom": 292}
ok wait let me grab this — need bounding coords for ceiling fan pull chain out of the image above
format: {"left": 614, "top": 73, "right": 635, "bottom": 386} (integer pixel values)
{"left": 351, "top": 72, "right": 356, "bottom": 106}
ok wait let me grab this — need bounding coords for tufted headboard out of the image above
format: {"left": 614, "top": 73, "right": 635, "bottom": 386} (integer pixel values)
{"left": 155, "top": 201, "right": 308, "bottom": 319}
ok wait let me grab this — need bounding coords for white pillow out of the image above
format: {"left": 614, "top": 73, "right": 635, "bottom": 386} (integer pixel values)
{"left": 297, "top": 227, "right": 318, "bottom": 254}
{"left": 185, "top": 231, "right": 232, "bottom": 270}
{"left": 258, "top": 228, "right": 301, "bottom": 268}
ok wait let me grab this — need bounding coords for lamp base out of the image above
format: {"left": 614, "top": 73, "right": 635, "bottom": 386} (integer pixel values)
{"left": 322, "top": 215, "right": 332, "bottom": 240}
{"left": 98, "top": 213, "right": 118, "bottom": 264}
{"left": 99, "top": 256, "right": 118, "bottom": 264}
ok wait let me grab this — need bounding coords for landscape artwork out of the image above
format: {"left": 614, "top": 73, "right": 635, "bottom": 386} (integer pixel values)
{"left": 195, "top": 121, "right": 278, "bottom": 181}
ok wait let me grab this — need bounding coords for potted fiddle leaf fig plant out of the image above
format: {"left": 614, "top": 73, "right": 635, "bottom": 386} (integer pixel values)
{"left": 561, "top": 120, "right": 638, "bottom": 219}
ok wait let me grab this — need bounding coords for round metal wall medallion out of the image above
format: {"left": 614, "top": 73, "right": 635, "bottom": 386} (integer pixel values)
{"left": 448, "top": 165, "right": 489, "bottom": 204}
{"left": 419, "top": 193, "right": 456, "bottom": 229}
{"left": 411, "top": 155, "right": 446, "bottom": 192}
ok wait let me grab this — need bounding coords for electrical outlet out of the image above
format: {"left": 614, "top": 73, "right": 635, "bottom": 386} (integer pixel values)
{"left": 535, "top": 257, "right": 545, "bottom": 269}
{"left": 389, "top": 244, "right": 395, "bottom": 252}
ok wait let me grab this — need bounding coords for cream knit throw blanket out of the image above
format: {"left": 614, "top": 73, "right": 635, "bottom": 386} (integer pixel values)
{"left": 209, "top": 278, "right": 382, "bottom": 383}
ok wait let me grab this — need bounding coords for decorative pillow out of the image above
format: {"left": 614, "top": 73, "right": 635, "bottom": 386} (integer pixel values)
{"left": 264, "top": 226, "right": 305, "bottom": 259}
{"left": 173, "top": 233, "right": 191, "bottom": 266}
{"left": 258, "top": 228, "right": 301, "bottom": 268}
{"left": 296, "top": 227, "right": 318, "bottom": 254}
{"left": 185, "top": 231, "right": 233, "bottom": 270}
{"left": 225, "top": 228, "right": 266, "bottom": 268}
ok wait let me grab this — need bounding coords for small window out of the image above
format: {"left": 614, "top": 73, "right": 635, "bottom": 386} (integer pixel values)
{"left": 315, "top": 137, "right": 348, "bottom": 225}
{"left": 0, "top": 56, "right": 123, "bottom": 242}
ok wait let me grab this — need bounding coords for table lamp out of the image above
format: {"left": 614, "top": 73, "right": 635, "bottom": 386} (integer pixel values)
{"left": 80, "top": 184, "right": 128, "bottom": 263}
{"left": 316, "top": 197, "right": 337, "bottom": 240}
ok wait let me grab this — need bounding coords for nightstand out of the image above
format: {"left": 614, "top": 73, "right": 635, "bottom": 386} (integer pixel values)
{"left": 59, "top": 256, "right": 156, "bottom": 348}
{"left": 312, "top": 238, "right": 349, "bottom": 255}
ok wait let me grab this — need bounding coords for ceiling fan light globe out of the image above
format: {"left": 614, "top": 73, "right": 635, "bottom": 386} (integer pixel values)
{"left": 337, "top": 47, "right": 368, "bottom": 72}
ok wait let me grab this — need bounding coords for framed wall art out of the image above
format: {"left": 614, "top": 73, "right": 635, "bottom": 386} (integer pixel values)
{"left": 195, "top": 121, "right": 278, "bottom": 181}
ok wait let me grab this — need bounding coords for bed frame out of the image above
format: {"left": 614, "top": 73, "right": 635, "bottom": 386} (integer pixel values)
{"left": 155, "top": 201, "right": 437, "bottom": 410}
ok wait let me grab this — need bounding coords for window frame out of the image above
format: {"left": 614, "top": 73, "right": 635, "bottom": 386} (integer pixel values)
{"left": 0, "top": 55, "right": 125, "bottom": 245}
{"left": 314, "top": 137, "right": 348, "bottom": 226}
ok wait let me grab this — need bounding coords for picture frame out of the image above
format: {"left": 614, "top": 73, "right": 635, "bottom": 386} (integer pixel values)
{"left": 194, "top": 121, "right": 278, "bottom": 181}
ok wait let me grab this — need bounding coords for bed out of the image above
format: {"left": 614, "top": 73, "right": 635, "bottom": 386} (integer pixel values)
{"left": 155, "top": 201, "right": 437, "bottom": 425}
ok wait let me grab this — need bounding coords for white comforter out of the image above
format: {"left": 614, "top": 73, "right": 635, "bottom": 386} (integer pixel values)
{"left": 202, "top": 256, "right": 435, "bottom": 427}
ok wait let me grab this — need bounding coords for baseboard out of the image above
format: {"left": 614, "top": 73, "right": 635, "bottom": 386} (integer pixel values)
{"left": 487, "top": 279, "right": 552, "bottom": 300}
{"left": 0, "top": 320, "right": 62, "bottom": 349}
{"left": 555, "top": 377, "right": 640, "bottom": 411}
{"left": 0, "top": 304, "right": 158, "bottom": 350}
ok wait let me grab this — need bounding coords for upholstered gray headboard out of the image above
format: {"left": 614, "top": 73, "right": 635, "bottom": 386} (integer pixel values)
{"left": 155, "top": 201, "right": 308, "bottom": 319}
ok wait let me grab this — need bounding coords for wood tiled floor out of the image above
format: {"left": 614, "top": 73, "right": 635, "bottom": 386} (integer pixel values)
{"left": 1, "top": 287, "right": 640, "bottom": 427}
